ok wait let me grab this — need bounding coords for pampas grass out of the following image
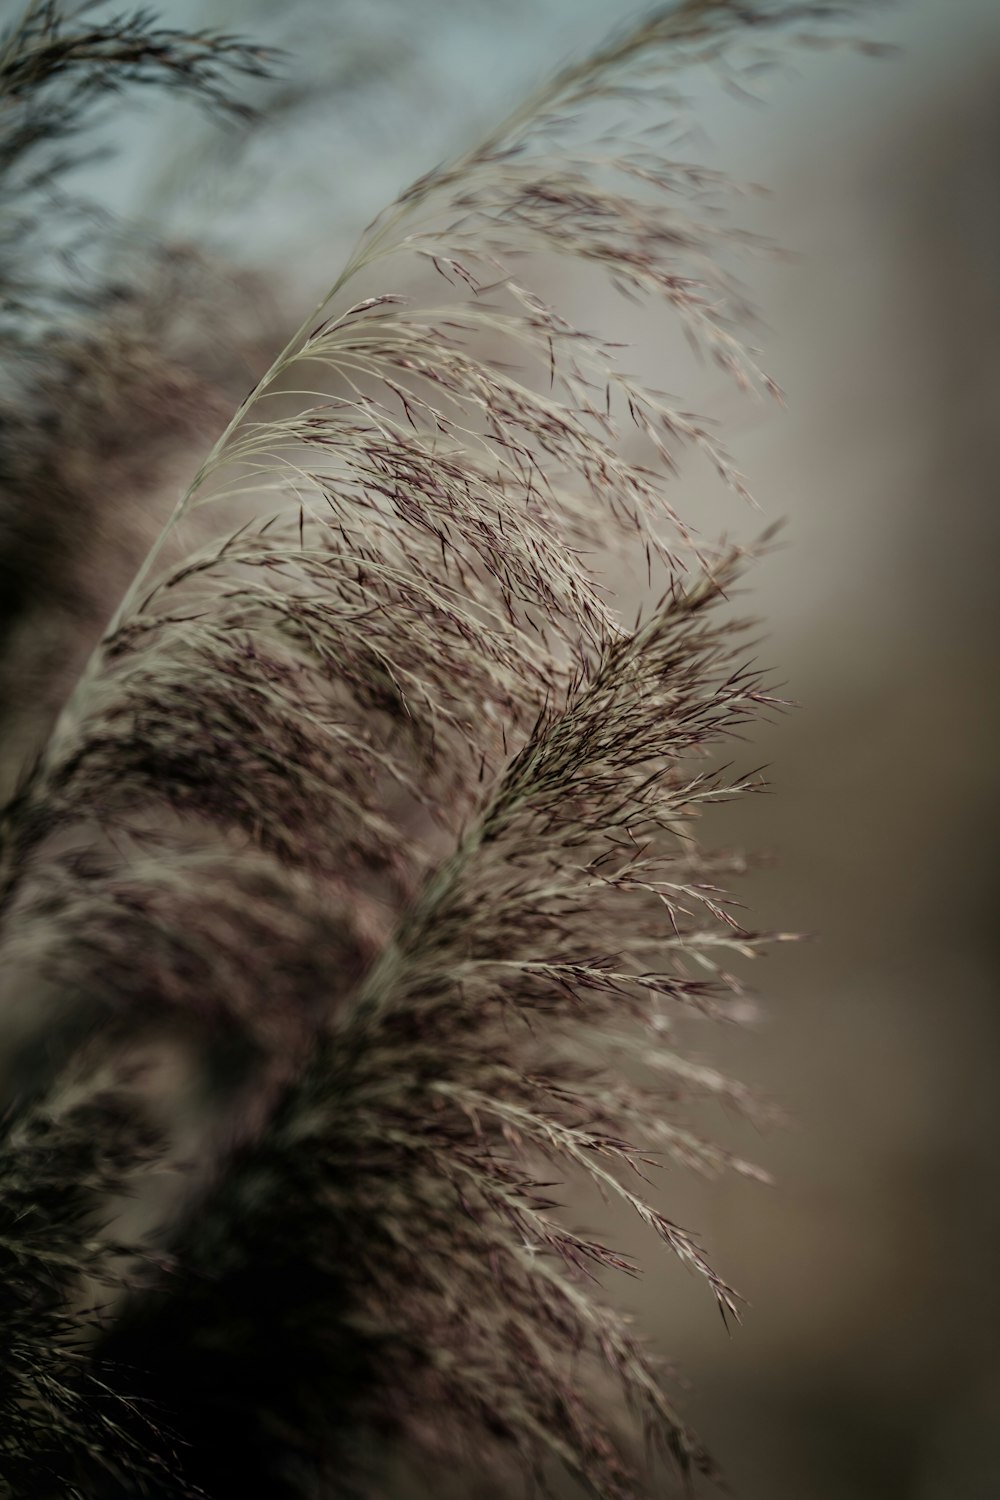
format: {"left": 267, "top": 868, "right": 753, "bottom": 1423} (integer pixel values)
{"left": 0, "top": 3, "right": 870, "bottom": 1496}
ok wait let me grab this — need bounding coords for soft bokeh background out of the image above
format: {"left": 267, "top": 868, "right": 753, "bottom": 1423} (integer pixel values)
{"left": 12, "top": 1, "right": 1000, "bottom": 1496}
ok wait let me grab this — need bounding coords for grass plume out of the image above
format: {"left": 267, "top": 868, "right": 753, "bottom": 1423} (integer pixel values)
{"left": 0, "top": 3, "right": 871, "bottom": 1496}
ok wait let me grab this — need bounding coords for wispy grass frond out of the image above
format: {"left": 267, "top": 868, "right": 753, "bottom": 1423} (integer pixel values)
{"left": 0, "top": 3, "right": 871, "bottom": 1497}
